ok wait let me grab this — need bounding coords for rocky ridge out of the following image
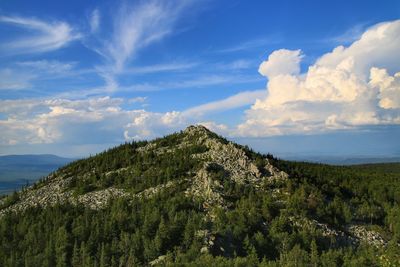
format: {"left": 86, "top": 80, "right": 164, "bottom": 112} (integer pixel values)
{"left": 0, "top": 125, "right": 388, "bottom": 251}
{"left": 184, "top": 125, "right": 288, "bottom": 217}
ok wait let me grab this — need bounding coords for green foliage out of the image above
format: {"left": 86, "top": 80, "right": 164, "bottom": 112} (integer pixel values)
{"left": 0, "top": 129, "right": 399, "bottom": 266}
{"left": 58, "top": 137, "right": 207, "bottom": 195}
{"left": 0, "top": 190, "right": 19, "bottom": 209}
{"left": 0, "top": 192, "right": 204, "bottom": 266}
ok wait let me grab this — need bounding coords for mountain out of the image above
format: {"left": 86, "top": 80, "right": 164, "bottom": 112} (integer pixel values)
{"left": 0, "top": 154, "right": 74, "bottom": 195}
{"left": 0, "top": 125, "right": 399, "bottom": 266}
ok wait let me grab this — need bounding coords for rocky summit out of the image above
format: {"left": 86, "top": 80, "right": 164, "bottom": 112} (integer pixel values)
{"left": 0, "top": 125, "right": 399, "bottom": 266}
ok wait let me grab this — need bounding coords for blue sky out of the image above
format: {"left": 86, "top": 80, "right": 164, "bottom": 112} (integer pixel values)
{"left": 0, "top": 0, "right": 399, "bottom": 158}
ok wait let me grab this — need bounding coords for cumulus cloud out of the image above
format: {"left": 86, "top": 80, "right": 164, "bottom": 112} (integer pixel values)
{"left": 0, "top": 97, "right": 184, "bottom": 145}
{"left": 0, "top": 88, "right": 264, "bottom": 145}
{"left": 124, "top": 110, "right": 186, "bottom": 140}
{"left": 238, "top": 20, "right": 400, "bottom": 137}
{"left": 258, "top": 49, "right": 303, "bottom": 78}
{"left": 0, "top": 16, "right": 80, "bottom": 54}
{"left": 370, "top": 67, "right": 400, "bottom": 109}
{"left": 0, "top": 97, "right": 127, "bottom": 144}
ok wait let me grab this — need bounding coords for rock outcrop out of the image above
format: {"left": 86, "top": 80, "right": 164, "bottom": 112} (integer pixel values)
{"left": 0, "top": 124, "right": 388, "bottom": 253}
{"left": 347, "top": 225, "right": 388, "bottom": 247}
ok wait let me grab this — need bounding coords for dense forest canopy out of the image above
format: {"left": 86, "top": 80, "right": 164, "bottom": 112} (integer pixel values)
{"left": 0, "top": 126, "right": 399, "bottom": 266}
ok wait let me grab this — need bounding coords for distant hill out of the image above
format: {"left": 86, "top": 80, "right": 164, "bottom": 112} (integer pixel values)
{"left": 0, "top": 154, "right": 73, "bottom": 194}
{"left": 0, "top": 126, "right": 399, "bottom": 266}
{"left": 283, "top": 155, "right": 400, "bottom": 165}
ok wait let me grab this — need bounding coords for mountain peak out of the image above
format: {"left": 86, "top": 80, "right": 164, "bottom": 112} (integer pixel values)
{"left": 0, "top": 125, "right": 286, "bottom": 218}
{"left": 184, "top": 124, "right": 211, "bottom": 134}
{"left": 0, "top": 127, "right": 392, "bottom": 265}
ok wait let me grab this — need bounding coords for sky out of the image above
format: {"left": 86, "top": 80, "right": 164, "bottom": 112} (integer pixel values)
{"left": 0, "top": 0, "right": 399, "bottom": 158}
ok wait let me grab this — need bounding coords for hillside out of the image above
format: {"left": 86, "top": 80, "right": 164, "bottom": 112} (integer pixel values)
{"left": 0, "top": 125, "right": 399, "bottom": 266}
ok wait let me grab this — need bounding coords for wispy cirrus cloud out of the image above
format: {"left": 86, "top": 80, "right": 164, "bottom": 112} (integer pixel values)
{"left": 16, "top": 60, "right": 76, "bottom": 74}
{"left": 183, "top": 90, "right": 266, "bottom": 117}
{"left": 0, "top": 60, "right": 79, "bottom": 90}
{"left": 0, "top": 16, "right": 80, "bottom": 55}
{"left": 120, "top": 74, "right": 262, "bottom": 92}
{"left": 81, "top": 0, "right": 195, "bottom": 95}
{"left": 89, "top": 9, "right": 100, "bottom": 33}
{"left": 0, "top": 68, "right": 35, "bottom": 90}
{"left": 123, "top": 62, "right": 198, "bottom": 75}
{"left": 323, "top": 23, "right": 367, "bottom": 44}
{"left": 95, "top": 0, "right": 192, "bottom": 73}
{"left": 215, "top": 36, "right": 282, "bottom": 53}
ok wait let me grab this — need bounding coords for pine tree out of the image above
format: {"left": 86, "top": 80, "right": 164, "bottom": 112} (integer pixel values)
{"left": 55, "top": 226, "right": 69, "bottom": 267}
{"left": 99, "top": 243, "right": 109, "bottom": 267}
{"left": 126, "top": 248, "right": 139, "bottom": 267}
{"left": 310, "top": 239, "right": 319, "bottom": 267}
{"left": 44, "top": 239, "right": 56, "bottom": 267}
{"left": 72, "top": 240, "right": 80, "bottom": 267}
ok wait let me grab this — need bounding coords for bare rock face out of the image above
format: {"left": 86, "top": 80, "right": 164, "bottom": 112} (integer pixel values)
{"left": 184, "top": 125, "right": 288, "bottom": 213}
{"left": 72, "top": 188, "right": 128, "bottom": 210}
{"left": 0, "top": 176, "right": 74, "bottom": 217}
{"left": 289, "top": 216, "right": 388, "bottom": 248}
{"left": 347, "top": 225, "right": 388, "bottom": 247}
{"left": 0, "top": 122, "right": 291, "bottom": 254}
{"left": 289, "top": 216, "right": 358, "bottom": 246}
{"left": 265, "top": 161, "right": 289, "bottom": 181}
{"left": 186, "top": 163, "right": 226, "bottom": 220}
{"left": 182, "top": 125, "right": 290, "bottom": 252}
{"left": 149, "top": 255, "right": 167, "bottom": 266}
{"left": 0, "top": 124, "right": 288, "bottom": 234}
{"left": 0, "top": 124, "right": 390, "bottom": 260}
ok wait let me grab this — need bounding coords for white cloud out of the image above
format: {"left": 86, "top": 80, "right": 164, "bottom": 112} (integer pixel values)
{"left": 122, "top": 89, "right": 267, "bottom": 139}
{"left": 0, "top": 60, "right": 79, "bottom": 90}
{"left": 214, "top": 59, "right": 254, "bottom": 71}
{"left": 97, "top": 0, "right": 191, "bottom": 73}
{"left": 238, "top": 20, "right": 400, "bottom": 137}
{"left": 0, "top": 16, "right": 80, "bottom": 54}
{"left": 124, "top": 62, "right": 198, "bottom": 75}
{"left": 0, "top": 89, "right": 260, "bottom": 145}
{"left": 124, "top": 110, "right": 186, "bottom": 139}
{"left": 89, "top": 9, "right": 100, "bottom": 33}
{"left": 215, "top": 37, "right": 281, "bottom": 53}
{"left": 128, "top": 97, "right": 147, "bottom": 104}
{"left": 324, "top": 24, "right": 366, "bottom": 44}
{"left": 0, "top": 97, "right": 127, "bottom": 145}
{"left": 0, "top": 96, "right": 185, "bottom": 145}
{"left": 258, "top": 49, "right": 303, "bottom": 78}
{"left": 84, "top": 0, "right": 193, "bottom": 96}
{"left": 226, "top": 59, "right": 253, "bottom": 70}
{"left": 370, "top": 67, "right": 400, "bottom": 109}
{"left": 121, "top": 74, "right": 262, "bottom": 92}
{"left": 184, "top": 90, "right": 266, "bottom": 117}
{"left": 16, "top": 60, "right": 76, "bottom": 74}
{"left": 0, "top": 68, "right": 35, "bottom": 90}
{"left": 315, "top": 21, "right": 400, "bottom": 76}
